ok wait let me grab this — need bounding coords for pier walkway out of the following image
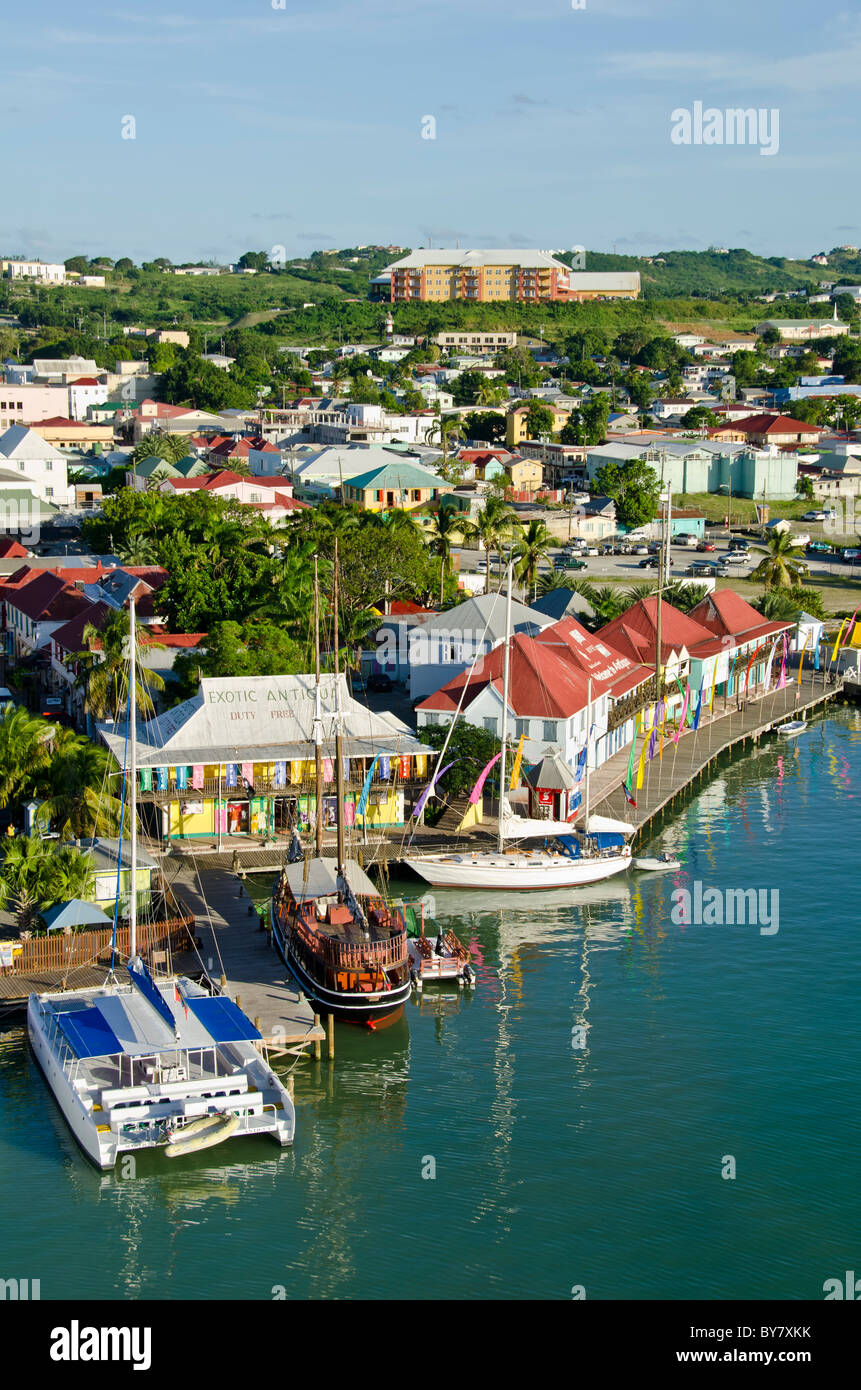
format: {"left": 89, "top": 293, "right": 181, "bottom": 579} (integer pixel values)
{"left": 171, "top": 868, "right": 325, "bottom": 1054}
{"left": 585, "top": 669, "right": 841, "bottom": 842}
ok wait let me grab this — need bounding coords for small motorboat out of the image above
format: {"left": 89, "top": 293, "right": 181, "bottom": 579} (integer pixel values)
{"left": 632, "top": 854, "right": 681, "bottom": 873}
{"left": 776, "top": 720, "right": 807, "bottom": 737}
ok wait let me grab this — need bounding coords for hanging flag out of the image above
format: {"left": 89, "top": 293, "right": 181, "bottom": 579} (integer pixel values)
{"left": 156, "top": 766, "right": 168, "bottom": 791}
{"left": 797, "top": 632, "right": 811, "bottom": 684}
{"left": 413, "top": 760, "right": 458, "bottom": 819}
{"left": 648, "top": 720, "right": 657, "bottom": 761}
{"left": 344, "top": 798, "right": 355, "bottom": 827}
{"left": 357, "top": 753, "right": 384, "bottom": 817}
{"left": 764, "top": 638, "right": 779, "bottom": 692}
{"left": 399, "top": 754, "right": 411, "bottom": 780}
{"left": 831, "top": 608, "right": 858, "bottom": 667}
{"left": 509, "top": 734, "right": 526, "bottom": 791}
{"left": 174, "top": 982, "right": 188, "bottom": 1019}
{"left": 674, "top": 686, "right": 690, "bottom": 743}
{"left": 415, "top": 754, "right": 427, "bottom": 779}
{"left": 322, "top": 757, "right": 334, "bottom": 783}
{"left": 241, "top": 761, "right": 254, "bottom": 788}
{"left": 191, "top": 764, "right": 204, "bottom": 790}
{"left": 379, "top": 755, "right": 391, "bottom": 781}
{"left": 176, "top": 765, "right": 188, "bottom": 791}
{"left": 635, "top": 738, "right": 648, "bottom": 790}
{"left": 623, "top": 784, "right": 637, "bottom": 808}
{"left": 692, "top": 683, "right": 705, "bottom": 732}
{"left": 777, "top": 634, "right": 788, "bottom": 690}
{"left": 274, "top": 761, "right": 287, "bottom": 787}
{"left": 468, "top": 752, "right": 502, "bottom": 805}
{"left": 625, "top": 735, "right": 638, "bottom": 793}
{"left": 139, "top": 767, "right": 152, "bottom": 791}
{"left": 709, "top": 656, "right": 719, "bottom": 712}
{"left": 742, "top": 642, "right": 766, "bottom": 696}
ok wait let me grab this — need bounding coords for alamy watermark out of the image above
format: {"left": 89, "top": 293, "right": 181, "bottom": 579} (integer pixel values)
{"left": 671, "top": 882, "right": 779, "bottom": 936}
{"left": 671, "top": 102, "right": 779, "bottom": 157}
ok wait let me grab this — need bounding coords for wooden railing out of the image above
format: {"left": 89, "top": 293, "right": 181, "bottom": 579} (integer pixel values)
{"left": 9, "top": 915, "right": 194, "bottom": 975}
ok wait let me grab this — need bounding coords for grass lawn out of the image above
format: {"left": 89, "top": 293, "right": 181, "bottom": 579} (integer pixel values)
{"left": 676, "top": 492, "right": 819, "bottom": 526}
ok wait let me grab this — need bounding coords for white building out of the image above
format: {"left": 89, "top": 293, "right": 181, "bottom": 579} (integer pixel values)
{"left": 405, "top": 592, "right": 552, "bottom": 701}
{"left": 0, "top": 425, "right": 74, "bottom": 506}
{"left": 1, "top": 259, "right": 65, "bottom": 284}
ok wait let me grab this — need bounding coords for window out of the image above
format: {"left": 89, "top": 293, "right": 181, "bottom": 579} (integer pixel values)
{"left": 515, "top": 718, "right": 530, "bottom": 739}
{"left": 45, "top": 487, "right": 53, "bottom": 498}
{"left": 542, "top": 720, "right": 557, "bottom": 741}
{"left": 45, "top": 460, "right": 52, "bottom": 471}
{"left": 483, "top": 717, "right": 497, "bottom": 735}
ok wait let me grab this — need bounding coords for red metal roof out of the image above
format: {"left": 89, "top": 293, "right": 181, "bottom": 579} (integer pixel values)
{"left": 598, "top": 596, "right": 713, "bottom": 666}
{"left": 730, "top": 413, "right": 824, "bottom": 435}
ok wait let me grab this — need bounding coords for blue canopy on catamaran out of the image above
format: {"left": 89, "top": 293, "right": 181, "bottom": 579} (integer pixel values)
{"left": 184, "top": 994, "right": 262, "bottom": 1044}
{"left": 54, "top": 1006, "right": 124, "bottom": 1060}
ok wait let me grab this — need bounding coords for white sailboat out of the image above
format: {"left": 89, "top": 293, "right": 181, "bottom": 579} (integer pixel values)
{"left": 27, "top": 596, "right": 295, "bottom": 1169}
{"left": 403, "top": 565, "right": 633, "bottom": 891}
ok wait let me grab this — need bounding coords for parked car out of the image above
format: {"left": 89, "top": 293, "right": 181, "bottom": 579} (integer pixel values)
{"left": 688, "top": 560, "right": 720, "bottom": 576}
{"left": 638, "top": 556, "right": 660, "bottom": 569}
{"left": 696, "top": 541, "right": 716, "bottom": 552}
{"left": 842, "top": 548, "right": 861, "bottom": 564}
{"left": 806, "top": 541, "right": 831, "bottom": 556}
{"left": 673, "top": 533, "right": 698, "bottom": 548}
{"left": 582, "top": 545, "right": 599, "bottom": 556}
{"left": 633, "top": 545, "right": 649, "bottom": 556}
{"left": 722, "top": 550, "right": 749, "bottom": 565}
{"left": 728, "top": 538, "right": 750, "bottom": 552}
{"left": 802, "top": 510, "right": 828, "bottom": 522}
{"left": 367, "top": 673, "right": 393, "bottom": 692}
{"left": 554, "top": 556, "right": 588, "bottom": 571}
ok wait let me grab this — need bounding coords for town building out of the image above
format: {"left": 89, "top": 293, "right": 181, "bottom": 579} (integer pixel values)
{"left": 341, "top": 460, "right": 453, "bottom": 512}
{"left": 434, "top": 332, "right": 518, "bottom": 354}
{"left": 384, "top": 249, "right": 640, "bottom": 303}
{"left": 755, "top": 319, "right": 849, "bottom": 341}
{"left": 0, "top": 425, "right": 74, "bottom": 506}
{"left": 1, "top": 259, "right": 65, "bottom": 284}
{"left": 98, "top": 674, "right": 434, "bottom": 841}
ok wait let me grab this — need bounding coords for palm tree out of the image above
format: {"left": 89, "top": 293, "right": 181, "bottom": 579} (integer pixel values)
{"left": 116, "top": 533, "right": 158, "bottom": 566}
{"left": 131, "top": 431, "right": 188, "bottom": 486}
{"left": 425, "top": 411, "right": 461, "bottom": 476}
{"left": 37, "top": 728, "right": 123, "bottom": 838}
{"left": 424, "top": 507, "right": 469, "bottom": 606}
{"left": 0, "top": 835, "right": 96, "bottom": 932}
{"left": 512, "top": 519, "right": 553, "bottom": 600}
{"left": 472, "top": 495, "right": 518, "bottom": 590}
{"left": 663, "top": 579, "right": 710, "bottom": 614}
{"left": 557, "top": 579, "right": 627, "bottom": 631}
{"left": 751, "top": 530, "right": 807, "bottom": 590}
{"left": 74, "top": 609, "right": 165, "bottom": 722}
{"left": 0, "top": 705, "right": 57, "bottom": 809}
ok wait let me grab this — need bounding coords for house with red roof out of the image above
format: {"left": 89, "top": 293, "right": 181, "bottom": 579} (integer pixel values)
{"left": 416, "top": 611, "right": 651, "bottom": 779}
{"left": 725, "top": 414, "right": 825, "bottom": 448}
{"left": 160, "top": 470, "right": 308, "bottom": 520}
{"left": 3, "top": 570, "right": 91, "bottom": 659}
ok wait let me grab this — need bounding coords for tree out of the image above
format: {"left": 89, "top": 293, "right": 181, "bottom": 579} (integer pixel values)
{"left": 593, "top": 458, "right": 661, "bottom": 529}
{"left": 796, "top": 474, "right": 815, "bottom": 500}
{"left": 580, "top": 394, "right": 611, "bottom": 444}
{"left": 424, "top": 412, "right": 461, "bottom": 472}
{"left": 64, "top": 256, "right": 89, "bottom": 274}
{"left": 681, "top": 405, "right": 719, "bottom": 430}
{"left": 424, "top": 507, "right": 469, "bottom": 605}
{"left": 523, "top": 400, "right": 556, "bottom": 440}
{"left": 750, "top": 530, "right": 807, "bottom": 590}
{"left": 472, "top": 495, "right": 518, "bottom": 590}
{"left": 0, "top": 706, "right": 57, "bottom": 809}
{"left": 450, "top": 370, "right": 486, "bottom": 406}
{"left": 37, "top": 728, "right": 122, "bottom": 838}
{"left": 131, "top": 432, "right": 188, "bottom": 469}
{"left": 238, "top": 251, "right": 270, "bottom": 271}
{"left": 463, "top": 410, "right": 505, "bottom": 444}
{"left": 419, "top": 722, "right": 501, "bottom": 820}
{"left": 115, "top": 258, "right": 135, "bottom": 275}
{"left": 0, "top": 835, "right": 96, "bottom": 932}
{"left": 74, "top": 609, "right": 166, "bottom": 721}
{"left": 511, "top": 519, "right": 553, "bottom": 600}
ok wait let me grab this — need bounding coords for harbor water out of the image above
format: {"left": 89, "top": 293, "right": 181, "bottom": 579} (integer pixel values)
{"left": 1, "top": 709, "right": 859, "bottom": 1300}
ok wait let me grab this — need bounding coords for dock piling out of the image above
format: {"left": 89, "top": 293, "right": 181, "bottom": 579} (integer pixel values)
{"left": 313, "top": 1015, "right": 322, "bottom": 1061}
{"left": 327, "top": 1011, "right": 335, "bottom": 1061}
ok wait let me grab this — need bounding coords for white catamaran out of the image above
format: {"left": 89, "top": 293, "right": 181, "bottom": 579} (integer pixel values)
{"left": 27, "top": 596, "right": 295, "bottom": 1169}
{"left": 403, "top": 565, "right": 633, "bottom": 891}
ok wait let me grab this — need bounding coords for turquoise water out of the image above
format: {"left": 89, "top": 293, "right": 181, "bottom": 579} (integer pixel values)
{"left": 2, "top": 710, "right": 859, "bottom": 1301}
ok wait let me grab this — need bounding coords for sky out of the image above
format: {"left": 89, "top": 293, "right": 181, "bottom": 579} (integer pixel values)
{"left": 3, "top": 0, "right": 860, "bottom": 265}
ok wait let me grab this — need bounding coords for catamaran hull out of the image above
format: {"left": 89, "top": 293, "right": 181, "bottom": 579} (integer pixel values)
{"left": 27, "top": 996, "right": 118, "bottom": 1170}
{"left": 401, "top": 852, "right": 632, "bottom": 891}
{"left": 271, "top": 907, "right": 410, "bottom": 1024}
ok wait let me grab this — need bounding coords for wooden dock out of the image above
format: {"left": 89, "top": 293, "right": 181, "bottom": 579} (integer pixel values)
{"left": 171, "top": 868, "right": 326, "bottom": 1054}
{"left": 584, "top": 669, "right": 842, "bottom": 843}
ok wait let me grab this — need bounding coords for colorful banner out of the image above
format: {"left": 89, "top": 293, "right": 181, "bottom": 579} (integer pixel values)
{"left": 625, "top": 737, "right": 638, "bottom": 795}
{"left": 415, "top": 754, "right": 427, "bottom": 779}
{"left": 191, "top": 764, "right": 204, "bottom": 790}
{"left": 831, "top": 609, "right": 858, "bottom": 666}
{"left": 742, "top": 643, "right": 766, "bottom": 696}
{"left": 509, "top": 734, "right": 526, "bottom": 791}
{"left": 226, "top": 763, "right": 238, "bottom": 788}
{"left": 692, "top": 683, "right": 704, "bottom": 732}
{"left": 797, "top": 632, "right": 811, "bottom": 684}
{"left": 379, "top": 755, "right": 391, "bottom": 780}
{"left": 139, "top": 767, "right": 152, "bottom": 791}
{"left": 241, "top": 761, "right": 254, "bottom": 787}
{"left": 176, "top": 765, "right": 188, "bottom": 791}
{"left": 344, "top": 799, "right": 355, "bottom": 827}
{"left": 674, "top": 687, "right": 690, "bottom": 743}
{"left": 357, "top": 753, "right": 384, "bottom": 817}
{"left": 156, "top": 766, "right": 168, "bottom": 791}
{"left": 469, "top": 752, "right": 502, "bottom": 805}
{"left": 323, "top": 757, "right": 334, "bottom": 783}
{"left": 399, "top": 755, "right": 411, "bottom": 780}
{"left": 635, "top": 739, "right": 648, "bottom": 790}
{"left": 709, "top": 657, "right": 719, "bottom": 711}
{"left": 274, "top": 761, "right": 287, "bottom": 787}
{"left": 413, "top": 760, "right": 457, "bottom": 819}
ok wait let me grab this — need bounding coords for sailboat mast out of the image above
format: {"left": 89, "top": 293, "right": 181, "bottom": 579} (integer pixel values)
{"left": 584, "top": 675, "right": 591, "bottom": 835}
{"left": 333, "top": 540, "right": 346, "bottom": 874}
{"left": 497, "top": 562, "right": 513, "bottom": 853}
{"left": 313, "top": 556, "right": 324, "bottom": 857}
{"left": 128, "top": 594, "right": 137, "bottom": 962}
